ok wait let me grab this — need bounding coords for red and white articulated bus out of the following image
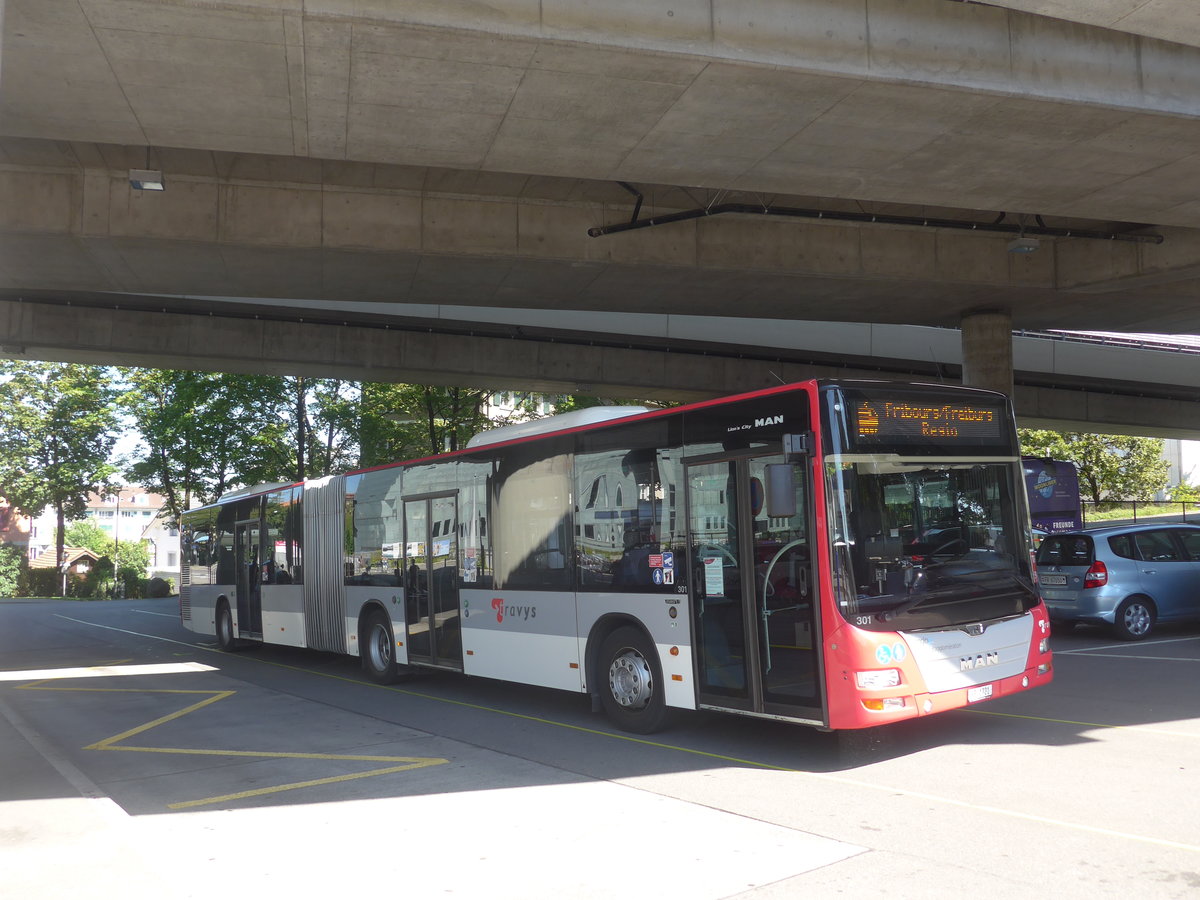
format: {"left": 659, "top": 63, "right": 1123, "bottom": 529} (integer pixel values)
{"left": 180, "top": 379, "right": 1052, "bottom": 734}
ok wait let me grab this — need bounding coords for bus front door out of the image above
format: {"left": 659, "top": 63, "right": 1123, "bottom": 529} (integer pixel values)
{"left": 687, "top": 455, "right": 824, "bottom": 723}
{"left": 234, "top": 520, "right": 263, "bottom": 639}
{"left": 403, "top": 495, "right": 463, "bottom": 670}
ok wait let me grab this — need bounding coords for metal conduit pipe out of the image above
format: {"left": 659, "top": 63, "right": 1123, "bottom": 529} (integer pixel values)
{"left": 587, "top": 201, "right": 1164, "bottom": 244}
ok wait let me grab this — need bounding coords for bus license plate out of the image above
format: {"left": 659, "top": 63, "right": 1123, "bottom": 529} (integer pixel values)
{"left": 967, "top": 684, "right": 993, "bottom": 703}
{"left": 1040, "top": 574, "right": 1067, "bottom": 586}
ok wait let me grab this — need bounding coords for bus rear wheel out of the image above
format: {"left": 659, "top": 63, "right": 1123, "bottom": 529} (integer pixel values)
{"left": 597, "top": 626, "right": 669, "bottom": 734}
{"left": 362, "top": 608, "right": 400, "bottom": 684}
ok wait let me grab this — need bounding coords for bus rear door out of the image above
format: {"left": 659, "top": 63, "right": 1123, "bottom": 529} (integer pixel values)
{"left": 687, "top": 453, "right": 825, "bottom": 724}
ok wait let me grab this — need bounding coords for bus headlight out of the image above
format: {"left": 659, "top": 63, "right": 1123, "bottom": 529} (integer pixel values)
{"left": 856, "top": 669, "right": 901, "bottom": 689}
{"left": 1039, "top": 638, "right": 1050, "bottom": 654}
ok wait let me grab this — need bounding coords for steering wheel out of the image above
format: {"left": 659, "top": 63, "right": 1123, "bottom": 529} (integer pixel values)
{"left": 930, "top": 538, "right": 969, "bottom": 557}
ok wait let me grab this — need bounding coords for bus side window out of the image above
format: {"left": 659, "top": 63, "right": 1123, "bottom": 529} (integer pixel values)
{"left": 492, "top": 447, "right": 572, "bottom": 590}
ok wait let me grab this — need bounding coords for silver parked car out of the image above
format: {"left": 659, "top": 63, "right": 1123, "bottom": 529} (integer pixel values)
{"left": 1037, "top": 523, "right": 1200, "bottom": 640}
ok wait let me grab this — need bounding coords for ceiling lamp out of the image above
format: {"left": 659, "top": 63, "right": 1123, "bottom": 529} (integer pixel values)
{"left": 129, "top": 168, "right": 165, "bottom": 191}
{"left": 1007, "top": 235, "right": 1040, "bottom": 253}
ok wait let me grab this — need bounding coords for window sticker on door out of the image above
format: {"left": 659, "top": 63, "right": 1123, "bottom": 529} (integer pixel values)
{"left": 704, "top": 557, "right": 725, "bottom": 597}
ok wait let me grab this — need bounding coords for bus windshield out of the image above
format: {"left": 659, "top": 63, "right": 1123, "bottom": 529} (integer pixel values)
{"left": 826, "top": 458, "right": 1038, "bottom": 631}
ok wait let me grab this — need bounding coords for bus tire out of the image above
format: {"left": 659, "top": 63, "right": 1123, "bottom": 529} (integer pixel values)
{"left": 362, "top": 608, "right": 401, "bottom": 684}
{"left": 597, "top": 626, "right": 670, "bottom": 734}
{"left": 215, "top": 600, "right": 239, "bottom": 652}
{"left": 1112, "top": 596, "right": 1155, "bottom": 641}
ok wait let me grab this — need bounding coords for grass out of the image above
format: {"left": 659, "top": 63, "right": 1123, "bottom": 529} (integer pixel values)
{"left": 1083, "top": 502, "right": 1200, "bottom": 523}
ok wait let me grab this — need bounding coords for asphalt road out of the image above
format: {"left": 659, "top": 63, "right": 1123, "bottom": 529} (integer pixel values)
{"left": 2, "top": 597, "right": 1198, "bottom": 899}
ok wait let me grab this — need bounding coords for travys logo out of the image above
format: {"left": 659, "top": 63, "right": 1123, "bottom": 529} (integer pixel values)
{"left": 490, "top": 598, "right": 537, "bottom": 623}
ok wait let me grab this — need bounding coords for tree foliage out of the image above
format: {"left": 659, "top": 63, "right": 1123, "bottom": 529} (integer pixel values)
{"left": 0, "top": 362, "right": 118, "bottom": 579}
{"left": 1019, "top": 429, "right": 1170, "bottom": 503}
{"left": 122, "top": 370, "right": 370, "bottom": 514}
{"left": 358, "top": 383, "right": 495, "bottom": 467}
{"left": 121, "top": 369, "right": 300, "bottom": 517}
{"left": 63, "top": 520, "right": 150, "bottom": 596}
{"left": 0, "top": 543, "right": 23, "bottom": 598}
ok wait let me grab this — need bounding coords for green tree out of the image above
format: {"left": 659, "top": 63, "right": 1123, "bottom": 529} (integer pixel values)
{"left": 63, "top": 520, "right": 113, "bottom": 554}
{"left": 0, "top": 362, "right": 118, "bottom": 589}
{"left": 1171, "top": 482, "right": 1200, "bottom": 503}
{"left": 357, "top": 383, "right": 495, "bottom": 467}
{"left": 278, "top": 377, "right": 360, "bottom": 480}
{"left": 122, "top": 368, "right": 300, "bottom": 515}
{"left": 62, "top": 520, "right": 151, "bottom": 597}
{"left": 0, "top": 543, "right": 23, "bottom": 597}
{"left": 1019, "top": 429, "right": 1170, "bottom": 503}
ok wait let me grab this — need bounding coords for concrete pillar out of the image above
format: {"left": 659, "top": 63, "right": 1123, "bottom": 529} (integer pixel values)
{"left": 960, "top": 310, "right": 1013, "bottom": 396}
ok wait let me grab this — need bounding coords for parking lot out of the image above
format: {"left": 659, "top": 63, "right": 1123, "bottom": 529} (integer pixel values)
{"left": 2, "top": 597, "right": 1198, "bottom": 899}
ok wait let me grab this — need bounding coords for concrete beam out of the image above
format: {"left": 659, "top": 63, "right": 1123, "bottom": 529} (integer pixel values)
{"left": 983, "top": 2, "right": 1200, "bottom": 50}
{"left": 3, "top": 298, "right": 1199, "bottom": 439}
{"left": 4, "top": 145, "right": 1200, "bottom": 331}
{"left": 5, "top": 1, "right": 1200, "bottom": 230}
{"left": 961, "top": 310, "right": 1014, "bottom": 396}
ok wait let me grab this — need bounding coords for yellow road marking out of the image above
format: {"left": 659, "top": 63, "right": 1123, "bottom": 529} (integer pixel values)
{"left": 17, "top": 675, "right": 447, "bottom": 809}
{"left": 49, "top": 614, "right": 1200, "bottom": 852}
{"left": 166, "top": 762, "right": 443, "bottom": 810}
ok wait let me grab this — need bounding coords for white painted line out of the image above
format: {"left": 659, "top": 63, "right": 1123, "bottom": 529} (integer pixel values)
{"left": 134, "top": 609, "right": 179, "bottom": 618}
{"left": 1055, "top": 634, "right": 1200, "bottom": 654}
{"left": 801, "top": 770, "right": 1200, "bottom": 854}
{"left": 0, "top": 662, "right": 217, "bottom": 682}
{"left": 1058, "top": 652, "right": 1200, "bottom": 663}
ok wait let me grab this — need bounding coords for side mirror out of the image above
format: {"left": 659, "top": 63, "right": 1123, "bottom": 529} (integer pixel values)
{"left": 765, "top": 464, "right": 798, "bottom": 518}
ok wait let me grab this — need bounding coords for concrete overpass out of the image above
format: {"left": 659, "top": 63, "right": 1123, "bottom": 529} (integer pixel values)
{"left": 4, "top": 291, "right": 1198, "bottom": 438}
{"left": 2, "top": 1, "right": 1200, "bottom": 419}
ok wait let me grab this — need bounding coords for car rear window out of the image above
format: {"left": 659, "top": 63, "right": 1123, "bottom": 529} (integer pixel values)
{"left": 1108, "top": 534, "right": 1136, "bottom": 559}
{"left": 1037, "top": 534, "right": 1093, "bottom": 567}
{"left": 1177, "top": 530, "right": 1200, "bottom": 560}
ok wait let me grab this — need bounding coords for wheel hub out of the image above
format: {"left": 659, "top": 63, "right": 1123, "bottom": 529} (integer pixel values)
{"left": 1125, "top": 604, "right": 1150, "bottom": 636}
{"left": 370, "top": 624, "right": 392, "bottom": 667}
{"left": 608, "top": 650, "right": 653, "bottom": 710}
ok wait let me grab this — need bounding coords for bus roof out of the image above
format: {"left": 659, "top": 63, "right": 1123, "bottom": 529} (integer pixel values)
{"left": 465, "top": 406, "right": 652, "bottom": 448}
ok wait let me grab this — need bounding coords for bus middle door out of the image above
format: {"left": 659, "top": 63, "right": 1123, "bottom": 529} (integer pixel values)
{"left": 403, "top": 494, "right": 464, "bottom": 671}
{"left": 234, "top": 520, "right": 263, "bottom": 639}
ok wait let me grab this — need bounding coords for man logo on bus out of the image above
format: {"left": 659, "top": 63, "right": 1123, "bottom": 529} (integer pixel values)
{"left": 960, "top": 651, "right": 999, "bottom": 671}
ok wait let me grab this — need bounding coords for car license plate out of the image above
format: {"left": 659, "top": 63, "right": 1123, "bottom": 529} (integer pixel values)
{"left": 1040, "top": 574, "right": 1067, "bottom": 586}
{"left": 967, "top": 684, "right": 993, "bottom": 703}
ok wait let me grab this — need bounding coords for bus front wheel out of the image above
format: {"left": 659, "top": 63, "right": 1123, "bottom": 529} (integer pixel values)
{"left": 597, "top": 626, "right": 669, "bottom": 734}
{"left": 362, "top": 609, "right": 401, "bottom": 684}
{"left": 216, "top": 600, "right": 239, "bottom": 652}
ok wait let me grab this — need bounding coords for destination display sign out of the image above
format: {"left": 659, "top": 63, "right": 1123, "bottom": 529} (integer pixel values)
{"left": 852, "top": 398, "right": 1005, "bottom": 444}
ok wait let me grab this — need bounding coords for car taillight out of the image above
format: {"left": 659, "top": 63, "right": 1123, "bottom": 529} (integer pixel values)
{"left": 1084, "top": 560, "right": 1108, "bottom": 588}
